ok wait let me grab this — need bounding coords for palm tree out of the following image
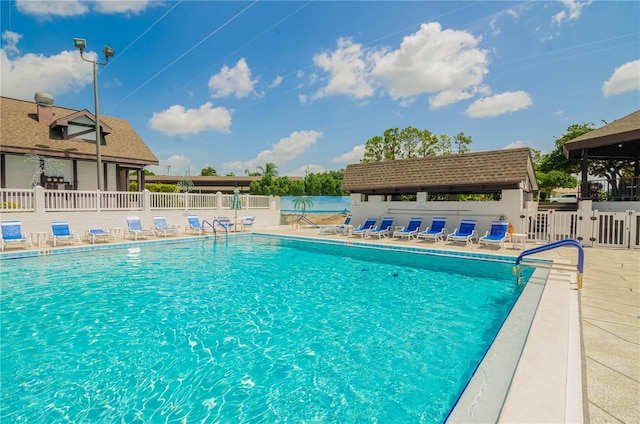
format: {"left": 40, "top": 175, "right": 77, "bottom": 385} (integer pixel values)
{"left": 293, "top": 196, "right": 313, "bottom": 216}
{"left": 257, "top": 162, "right": 279, "bottom": 176}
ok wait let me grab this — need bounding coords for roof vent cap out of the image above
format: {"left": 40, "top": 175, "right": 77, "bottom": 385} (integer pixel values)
{"left": 34, "top": 92, "right": 54, "bottom": 106}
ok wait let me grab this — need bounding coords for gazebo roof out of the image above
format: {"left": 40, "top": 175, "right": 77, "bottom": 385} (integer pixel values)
{"left": 563, "top": 109, "right": 640, "bottom": 160}
{"left": 342, "top": 148, "right": 538, "bottom": 195}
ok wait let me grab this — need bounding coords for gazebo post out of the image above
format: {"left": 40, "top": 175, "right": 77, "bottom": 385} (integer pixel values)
{"left": 581, "top": 148, "right": 589, "bottom": 199}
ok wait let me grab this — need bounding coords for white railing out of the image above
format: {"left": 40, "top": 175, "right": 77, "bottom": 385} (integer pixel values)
{"left": 150, "top": 192, "right": 185, "bottom": 210}
{"left": 101, "top": 191, "right": 144, "bottom": 211}
{"left": 523, "top": 209, "right": 640, "bottom": 249}
{"left": 523, "top": 210, "right": 581, "bottom": 243}
{"left": 248, "top": 195, "right": 270, "bottom": 208}
{"left": 0, "top": 188, "right": 272, "bottom": 214}
{"left": 187, "top": 193, "right": 217, "bottom": 209}
{"left": 0, "top": 189, "right": 35, "bottom": 211}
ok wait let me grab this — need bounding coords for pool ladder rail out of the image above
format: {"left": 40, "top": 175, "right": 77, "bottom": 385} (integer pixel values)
{"left": 199, "top": 219, "right": 226, "bottom": 238}
{"left": 514, "top": 239, "right": 584, "bottom": 290}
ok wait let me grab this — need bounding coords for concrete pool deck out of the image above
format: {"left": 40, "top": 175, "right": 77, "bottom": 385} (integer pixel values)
{"left": 3, "top": 226, "right": 638, "bottom": 423}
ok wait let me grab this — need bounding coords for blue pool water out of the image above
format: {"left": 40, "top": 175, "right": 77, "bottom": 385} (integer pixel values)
{"left": 1, "top": 236, "right": 532, "bottom": 423}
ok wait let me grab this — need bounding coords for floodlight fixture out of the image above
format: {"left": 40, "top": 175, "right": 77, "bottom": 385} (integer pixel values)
{"left": 103, "top": 46, "right": 115, "bottom": 59}
{"left": 73, "top": 38, "right": 86, "bottom": 51}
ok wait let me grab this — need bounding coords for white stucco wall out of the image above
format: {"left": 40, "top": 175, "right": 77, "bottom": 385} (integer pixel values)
{"left": 348, "top": 189, "right": 527, "bottom": 235}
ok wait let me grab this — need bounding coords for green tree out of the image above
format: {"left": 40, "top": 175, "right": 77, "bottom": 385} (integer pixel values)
{"left": 400, "top": 126, "right": 422, "bottom": 158}
{"left": 416, "top": 130, "right": 438, "bottom": 157}
{"left": 200, "top": 166, "right": 217, "bottom": 176}
{"left": 362, "top": 135, "right": 384, "bottom": 163}
{"left": 383, "top": 128, "right": 402, "bottom": 160}
{"left": 538, "top": 123, "right": 594, "bottom": 174}
{"left": 536, "top": 170, "right": 578, "bottom": 199}
{"left": 436, "top": 134, "right": 452, "bottom": 155}
{"left": 454, "top": 132, "right": 472, "bottom": 154}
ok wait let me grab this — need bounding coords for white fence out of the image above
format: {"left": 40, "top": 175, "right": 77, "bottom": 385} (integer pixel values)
{"left": 523, "top": 209, "right": 640, "bottom": 249}
{"left": 1, "top": 188, "right": 270, "bottom": 213}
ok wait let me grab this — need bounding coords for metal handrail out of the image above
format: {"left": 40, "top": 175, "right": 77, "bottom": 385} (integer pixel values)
{"left": 515, "top": 239, "right": 584, "bottom": 289}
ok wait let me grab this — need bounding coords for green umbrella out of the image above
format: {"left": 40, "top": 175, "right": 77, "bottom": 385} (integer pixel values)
{"left": 231, "top": 187, "right": 242, "bottom": 220}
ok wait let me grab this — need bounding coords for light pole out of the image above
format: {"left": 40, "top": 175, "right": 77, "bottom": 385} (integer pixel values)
{"left": 73, "top": 38, "right": 114, "bottom": 191}
{"left": 166, "top": 164, "right": 171, "bottom": 175}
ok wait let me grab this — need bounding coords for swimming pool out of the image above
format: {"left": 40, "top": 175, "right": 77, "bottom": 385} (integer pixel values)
{"left": 1, "top": 236, "right": 533, "bottom": 422}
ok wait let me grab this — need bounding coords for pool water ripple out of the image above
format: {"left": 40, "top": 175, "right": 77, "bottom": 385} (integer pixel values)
{"left": 1, "top": 236, "right": 532, "bottom": 423}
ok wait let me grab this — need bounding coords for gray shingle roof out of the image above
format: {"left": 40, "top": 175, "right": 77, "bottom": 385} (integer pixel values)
{"left": 342, "top": 148, "right": 537, "bottom": 194}
{"left": 1, "top": 96, "right": 158, "bottom": 166}
{"left": 563, "top": 109, "right": 640, "bottom": 160}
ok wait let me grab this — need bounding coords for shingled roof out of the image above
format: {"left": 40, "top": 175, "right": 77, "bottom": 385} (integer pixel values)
{"left": 0, "top": 96, "right": 158, "bottom": 166}
{"left": 563, "top": 109, "right": 640, "bottom": 160}
{"left": 342, "top": 148, "right": 537, "bottom": 195}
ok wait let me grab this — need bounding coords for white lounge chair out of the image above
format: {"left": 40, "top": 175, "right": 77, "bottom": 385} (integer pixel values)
{"left": 50, "top": 221, "right": 80, "bottom": 246}
{"left": 153, "top": 216, "right": 178, "bottom": 237}
{"left": 366, "top": 217, "right": 394, "bottom": 238}
{"left": 416, "top": 217, "right": 447, "bottom": 243}
{"left": 393, "top": 217, "right": 423, "bottom": 240}
{"left": 214, "top": 216, "right": 234, "bottom": 232}
{"left": 350, "top": 218, "right": 377, "bottom": 237}
{"left": 240, "top": 216, "right": 255, "bottom": 231}
{"left": 318, "top": 215, "right": 351, "bottom": 235}
{"left": 85, "top": 228, "right": 112, "bottom": 244}
{"left": 126, "top": 216, "right": 154, "bottom": 240}
{"left": 1, "top": 220, "right": 32, "bottom": 251}
{"left": 478, "top": 220, "right": 510, "bottom": 249}
{"left": 446, "top": 219, "right": 478, "bottom": 245}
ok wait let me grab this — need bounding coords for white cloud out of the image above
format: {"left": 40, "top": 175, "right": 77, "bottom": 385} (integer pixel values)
{"left": 370, "top": 22, "right": 489, "bottom": 107}
{"left": 309, "top": 23, "right": 490, "bottom": 108}
{"left": 488, "top": 8, "right": 519, "bottom": 37}
{"left": 148, "top": 102, "right": 232, "bottom": 136}
{"left": 146, "top": 154, "right": 193, "bottom": 176}
{"left": 313, "top": 37, "right": 374, "bottom": 99}
{"left": 208, "top": 58, "right": 257, "bottom": 99}
{"left": 503, "top": 140, "right": 528, "bottom": 149}
{"left": 298, "top": 94, "right": 308, "bottom": 104}
{"left": 15, "top": 0, "right": 155, "bottom": 16}
{"left": 224, "top": 130, "right": 322, "bottom": 172}
{"left": 602, "top": 60, "right": 640, "bottom": 96}
{"left": 93, "top": 0, "right": 156, "bottom": 14}
{"left": 330, "top": 144, "right": 365, "bottom": 164}
{"left": 552, "top": 0, "right": 591, "bottom": 26}
{"left": 2, "top": 31, "right": 22, "bottom": 55}
{"left": 268, "top": 75, "right": 283, "bottom": 88}
{"left": 0, "top": 39, "right": 93, "bottom": 100}
{"left": 465, "top": 91, "right": 532, "bottom": 118}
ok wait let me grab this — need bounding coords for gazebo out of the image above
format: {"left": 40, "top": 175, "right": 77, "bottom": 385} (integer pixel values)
{"left": 563, "top": 110, "right": 640, "bottom": 200}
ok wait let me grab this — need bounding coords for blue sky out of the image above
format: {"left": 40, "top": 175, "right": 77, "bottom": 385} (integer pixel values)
{"left": 1, "top": 1, "right": 638, "bottom": 177}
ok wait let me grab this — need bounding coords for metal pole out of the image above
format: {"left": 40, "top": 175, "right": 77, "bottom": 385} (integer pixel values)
{"left": 93, "top": 60, "right": 102, "bottom": 191}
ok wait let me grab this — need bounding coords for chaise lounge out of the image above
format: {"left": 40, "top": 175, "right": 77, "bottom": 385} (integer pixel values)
{"left": 446, "top": 219, "right": 478, "bottom": 245}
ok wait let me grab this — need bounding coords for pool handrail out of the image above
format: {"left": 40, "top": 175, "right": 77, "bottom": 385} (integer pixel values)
{"left": 515, "top": 239, "right": 584, "bottom": 289}
{"left": 201, "top": 219, "right": 216, "bottom": 235}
